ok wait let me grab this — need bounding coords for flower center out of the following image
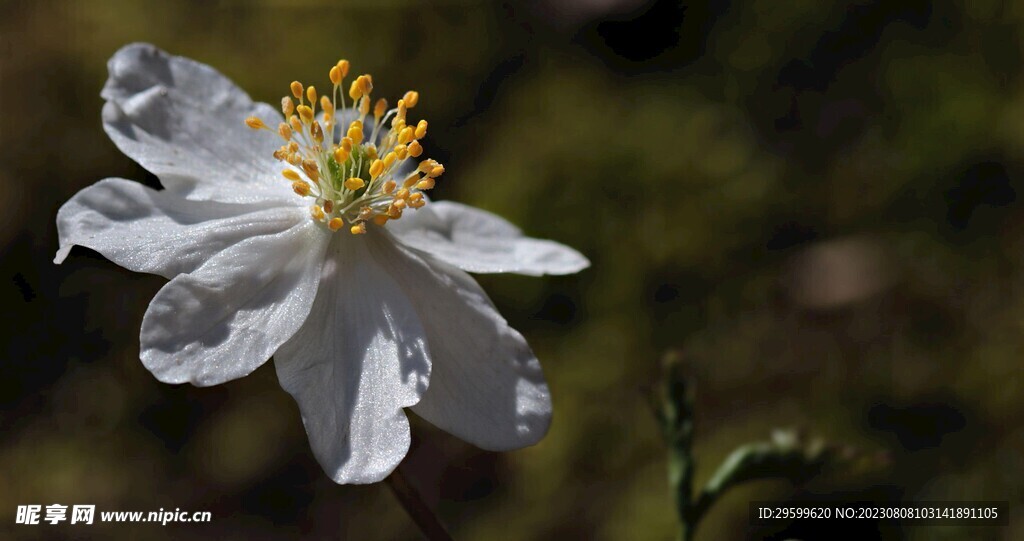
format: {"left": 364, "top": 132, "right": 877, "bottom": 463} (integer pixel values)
{"left": 246, "top": 59, "right": 444, "bottom": 235}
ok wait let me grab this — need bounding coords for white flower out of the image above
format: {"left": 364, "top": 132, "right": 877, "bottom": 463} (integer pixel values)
{"left": 54, "top": 43, "right": 589, "bottom": 484}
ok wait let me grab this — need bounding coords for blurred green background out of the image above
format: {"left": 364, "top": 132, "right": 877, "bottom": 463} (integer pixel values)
{"left": 2, "top": 0, "right": 1023, "bottom": 539}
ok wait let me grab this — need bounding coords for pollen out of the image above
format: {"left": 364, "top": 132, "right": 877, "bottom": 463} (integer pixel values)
{"left": 320, "top": 96, "right": 334, "bottom": 116}
{"left": 403, "top": 91, "right": 419, "bottom": 108}
{"left": 369, "top": 159, "right": 384, "bottom": 179}
{"left": 334, "top": 146, "right": 350, "bottom": 164}
{"left": 347, "top": 121, "right": 364, "bottom": 144}
{"left": 310, "top": 205, "right": 326, "bottom": 221}
{"left": 245, "top": 116, "right": 266, "bottom": 130}
{"left": 249, "top": 58, "right": 445, "bottom": 234}
{"left": 292, "top": 181, "right": 312, "bottom": 196}
{"left": 407, "top": 140, "right": 423, "bottom": 158}
{"left": 344, "top": 177, "right": 365, "bottom": 191}
{"left": 398, "top": 127, "right": 414, "bottom": 145}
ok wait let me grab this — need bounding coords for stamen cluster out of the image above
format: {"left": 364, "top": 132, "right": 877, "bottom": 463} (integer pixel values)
{"left": 246, "top": 59, "right": 444, "bottom": 234}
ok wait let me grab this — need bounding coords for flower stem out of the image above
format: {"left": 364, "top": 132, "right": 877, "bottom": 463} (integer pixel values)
{"left": 656, "top": 351, "right": 698, "bottom": 541}
{"left": 384, "top": 465, "right": 454, "bottom": 541}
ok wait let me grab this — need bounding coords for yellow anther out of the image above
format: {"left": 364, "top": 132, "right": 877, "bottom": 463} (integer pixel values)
{"left": 348, "top": 78, "right": 363, "bottom": 100}
{"left": 245, "top": 116, "right": 265, "bottom": 130}
{"left": 292, "top": 181, "right": 311, "bottom": 196}
{"left": 302, "top": 159, "right": 319, "bottom": 181}
{"left": 253, "top": 63, "right": 442, "bottom": 229}
{"left": 347, "top": 121, "right": 363, "bottom": 144}
{"left": 333, "top": 147, "right": 350, "bottom": 164}
{"left": 407, "top": 140, "right": 423, "bottom": 158}
{"left": 403, "top": 91, "right": 420, "bottom": 108}
{"left": 320, "top": 96, "right": 334, "bottom": 116}
{"left": 369, "top": 159, "right": 384, "bottom": 179}
{"left": 310, "top": 205, "right": 326, "bottom": 221}
{"left": 344, "top": 177, "right": 365, "bottom": 191}
{"left": 396, "top": 100, "right": 408, "bottom": 122}
{"left": 398, "top": 127, "right": 414, "bottom": 145}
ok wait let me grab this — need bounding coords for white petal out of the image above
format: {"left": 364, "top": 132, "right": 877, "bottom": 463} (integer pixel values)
{"left": 140, "top": 219, "right": 329, "bottom": 386}
{"left": 389, "top": 201, "right": 590, "bottom": 276}
{"left": 380, "top": 241, "right": 552, "bottom": 451}
{"left": 102, "top": 43, "right": 294, "bottom": 204}
{"left": 274, "top": 232, "right": 431, "bottom": 484}
{"left": 55, "top": 178, "right": 303, "bottom": 278}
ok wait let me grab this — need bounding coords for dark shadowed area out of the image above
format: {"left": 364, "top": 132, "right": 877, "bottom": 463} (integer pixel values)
{"left": 1, "top": 0, "right": 1022, "bottom": 539}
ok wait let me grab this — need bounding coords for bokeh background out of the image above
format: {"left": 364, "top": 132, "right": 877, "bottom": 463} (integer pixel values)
{"left": 2, "top": 0, "right": 1023, "bottom": 539}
